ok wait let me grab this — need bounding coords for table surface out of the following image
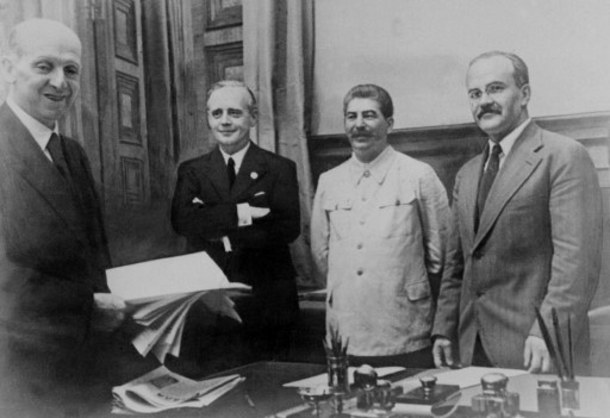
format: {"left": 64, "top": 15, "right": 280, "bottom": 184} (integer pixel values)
{"left": 95, "top": 361, "right": 422, "bottom": 418}
{"left": 84, "top": 361, "right": 610, "bottom": 418}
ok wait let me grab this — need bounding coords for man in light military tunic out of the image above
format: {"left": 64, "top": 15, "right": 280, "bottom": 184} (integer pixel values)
{"left": 311, "top": 84, "right": 450, "bottom": 368}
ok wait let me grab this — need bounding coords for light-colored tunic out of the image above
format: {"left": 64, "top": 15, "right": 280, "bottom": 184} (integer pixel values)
{"left": 311, "top": 146, "right": 450, "bottom": 356}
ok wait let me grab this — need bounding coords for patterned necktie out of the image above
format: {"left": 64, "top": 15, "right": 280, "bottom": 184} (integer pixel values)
{"left": 476, "top": 143, "right": 502, "bottom": 227}
{"left": 46, "top": 133, "right": 69, "bottom": 177}
{"left": 227, "top": 157, "right": 236, "bottom": 189}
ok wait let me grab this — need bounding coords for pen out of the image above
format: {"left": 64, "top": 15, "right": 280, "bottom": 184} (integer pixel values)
{"left": 534, "top": 306, "right": 564, "bottom": 380}
{"left": 551, "top": 308, "right": 569, "bottom": 379}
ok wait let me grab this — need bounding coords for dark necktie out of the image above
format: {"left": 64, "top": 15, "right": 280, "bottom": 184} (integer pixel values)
{"left": 46, "top": 133, "right": 70, "bottom": 177}
{"left": 227, "top": 157, "right": 236, "bottom": 189}
{"left": 476, "top": 143, "right": 502, "bottom": 226}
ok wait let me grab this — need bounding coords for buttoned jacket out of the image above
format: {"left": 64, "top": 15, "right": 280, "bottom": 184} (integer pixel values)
{"left": 171, "top": 142, "right": 300, "bottom": 286}
{"left": 311, "top": 147, "right": 450, "bottom": 356}
{"left": 433, "top": 122, "right": 602, "bottom": 372}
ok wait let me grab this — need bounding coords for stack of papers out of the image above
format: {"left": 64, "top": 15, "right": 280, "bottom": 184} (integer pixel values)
{"left": 107, "top": 251, "right": 250, "bottom": 362}
{"left": 112, "top": 366, "right": 244, "bottom": 414}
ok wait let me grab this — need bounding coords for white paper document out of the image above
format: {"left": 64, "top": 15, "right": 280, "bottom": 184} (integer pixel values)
{"left": 112, "top": 366, "right": 244, "bottom": 414}
{"left": 106, "top": 251, "right": 251, "bottom": 362}
{"left": 107, "top": 251, "right": 249, "bottom": 303}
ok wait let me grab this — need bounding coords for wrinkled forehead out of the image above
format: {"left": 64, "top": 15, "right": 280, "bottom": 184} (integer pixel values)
{"left": 207, "top": 86, "right": 252, "bottom": 111}
{"left": 466, "top": 56, "right": 515, "bottom": 88}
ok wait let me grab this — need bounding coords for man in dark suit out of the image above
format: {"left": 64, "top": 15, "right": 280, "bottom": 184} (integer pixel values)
{"left": 0, "top": 18, "right": 135, "bottom": 416}
{"left": 171, "top": 80, "right": 300, "bottom": 364}
{"left": 432, "top": 51, "right": 602, "bottom": 374}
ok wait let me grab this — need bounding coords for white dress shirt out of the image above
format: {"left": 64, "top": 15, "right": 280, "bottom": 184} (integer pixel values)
{"left": 6, "top": 95, "right": 59, "bottom": 162}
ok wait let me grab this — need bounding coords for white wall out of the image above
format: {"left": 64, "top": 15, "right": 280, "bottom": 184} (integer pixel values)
{"left": 312, "top": 0, "right": 610, "bottom": 135}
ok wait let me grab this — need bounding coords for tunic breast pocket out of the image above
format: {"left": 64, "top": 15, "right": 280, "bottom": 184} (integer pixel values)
{"left": 373, "top": 191, "right": 418, "bottom": 238}
{"left": 324, "top": 198, "right": 352, "bottom": 241}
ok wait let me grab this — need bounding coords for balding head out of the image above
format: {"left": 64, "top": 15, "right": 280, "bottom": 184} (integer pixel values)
{"left": 2, "top": 18, "right": 82, "bottom": 128}
{"left": 6, "top": 18, "right": 81, "bottom": 59}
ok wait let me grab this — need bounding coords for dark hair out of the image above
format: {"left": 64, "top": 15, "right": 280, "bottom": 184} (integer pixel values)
{"left": 343, "top": 84, "right": 394, "bottom": 118}
{"left": 469, "top": 51, "right": 529, "bottom": 87}
{"left": 206, "top": 80, "right": 258, "bottom": 117}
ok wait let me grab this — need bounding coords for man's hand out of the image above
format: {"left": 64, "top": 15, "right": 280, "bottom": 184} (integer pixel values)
{"left": 433, "top": 337, "right": 456, "bottom": 368}
{"left": 93, "top": 293, "right": 126, "bottom": 333}
{"left": 523, "top": 335, "right": 552, "bottom": 373}
{"left": 251, "top": 206, "right": 270, "bottom": 219}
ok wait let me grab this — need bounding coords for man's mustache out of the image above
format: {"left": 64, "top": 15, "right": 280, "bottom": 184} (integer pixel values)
{"left": 477, "top": 105, "right": 501, "bottom": 119}
{"left": 349, "top": 127, "right": 372, "bottom": 136}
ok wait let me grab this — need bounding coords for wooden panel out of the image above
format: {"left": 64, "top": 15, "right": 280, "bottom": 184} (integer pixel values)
{"left": 205, "top": 42, "right": 243, "bottom": 84}
{"left": 121, "top": 157, "right": 144, "bottom": 204}
{"left": 309, "top": 123, "right": 484, "bottom": 197}
{"left": 116, "top": 71, "right": 141, "bottom": 145}
{"left": 309, "top": 113, "right": 610, "bottom": 197}
{"left": 203, "top": 25, "right": 242, "bottom": 46}
{"left": 206, "top": 0, "right": 242, "bottom": 29}
{"left": 113, "top": 0, "right": 138, "bottom": 64}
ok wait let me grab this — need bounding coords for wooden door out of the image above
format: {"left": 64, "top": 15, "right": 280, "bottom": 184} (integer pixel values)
{"left": 93, "top": 0, "right": 150, "bottom": 210}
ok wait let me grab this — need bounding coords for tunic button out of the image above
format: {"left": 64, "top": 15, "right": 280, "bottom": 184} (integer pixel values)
{"left": 359, "top": 219, "right": 366, "bottom": 225}
{"left": 357, "top": 243, "right": 363, "bottom": 250}
{"left": 363, "top": 170, "right": 371, "bottom": 178}
{"left": 357, "top": 269, "right": 363, "bottom": 276}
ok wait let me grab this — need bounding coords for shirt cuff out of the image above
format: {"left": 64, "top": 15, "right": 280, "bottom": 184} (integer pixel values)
{"left": 237, "top": 203, "right": 253, "bottom": 227}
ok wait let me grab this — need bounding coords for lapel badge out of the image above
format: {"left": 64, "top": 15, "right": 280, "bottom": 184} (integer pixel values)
{"left": 250, "top": 171, "right": 259, "bottom": 180}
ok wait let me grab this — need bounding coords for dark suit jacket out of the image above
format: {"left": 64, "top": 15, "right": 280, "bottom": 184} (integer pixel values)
{"left": 0, "top": 103, "right": 111, "bottom": 405}
{"left": 433, "top": 122, "right": 602, "bottom": 373}
{"left": 171, "top": 143, "right": 301, "bottom": 326}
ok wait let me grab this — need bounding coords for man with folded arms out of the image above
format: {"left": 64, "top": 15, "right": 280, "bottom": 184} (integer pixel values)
{"left": 171, "top": 80, "right": 300, "bottom": 365}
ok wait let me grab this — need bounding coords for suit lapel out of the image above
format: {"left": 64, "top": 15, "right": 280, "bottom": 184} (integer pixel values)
{"left": 202, "top": 147, "right": 232, "bottom": 200}
{"left": 474, "top": 123, "right": 543, "bottom": 249}
{"left": 231, "top": 143, "right": 268, "bottom": 199}
{"left": 460, "top": 154, "right": 485, "bottom": 247}
{"left": 1, "top": 105, "right": 87, "bottom": 242}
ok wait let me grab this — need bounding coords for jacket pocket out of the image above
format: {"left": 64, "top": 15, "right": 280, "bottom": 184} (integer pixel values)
{"left": 405, "top": 280, "right": 431, "bottom": 302}
{"left": 373, "top": 190, "right": 417, "bottom": 237}
{"left": 324, "top": 197, "right": 352, "bottom": 240}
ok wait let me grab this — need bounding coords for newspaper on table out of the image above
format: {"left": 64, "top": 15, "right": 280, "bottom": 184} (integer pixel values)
{"left": 106, "top": 251, "right": 250, "bottom": 362}
{"left": 112, "top": 365, "right": 244, "bottom": 414}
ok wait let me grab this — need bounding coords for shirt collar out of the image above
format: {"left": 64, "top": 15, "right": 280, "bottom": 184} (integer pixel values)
{"left": 489, "top": 117, "right": 532, "bottom": 157}
{"left": 219, "top": 141, "right": 251, "bottom": 174}
{"left": 349, "top": 145, "right": 395, "bottom": 186}
{"left": 6, "top": 94, "right": 58, "bottom": 151}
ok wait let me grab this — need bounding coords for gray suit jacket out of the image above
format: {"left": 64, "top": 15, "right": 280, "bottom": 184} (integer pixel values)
{"left": 0, "top": 103, "right": 111, "bottom": 405}
{"left": 433, "top": 122, "right": 602, "bottom": 373}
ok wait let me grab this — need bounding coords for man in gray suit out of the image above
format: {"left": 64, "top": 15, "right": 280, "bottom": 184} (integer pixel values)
{"left": 432, "top": 51, "right": 602, "bottom": 374}
{"left": 0, "top": 18, "right": 141, "bottom": 416}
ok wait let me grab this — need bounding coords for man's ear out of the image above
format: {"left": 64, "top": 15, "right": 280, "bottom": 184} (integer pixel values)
{"left": 249, "top": 105, "right": 258, "bottom": 127}
{"left": 520, "top": 84, "right": 531, "bottom": 107}
{"left": 386, "top": 116, "right": 394, "bottom": 134}
{"left": 1, "top": 55, "right": 17, "bottom": 84}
